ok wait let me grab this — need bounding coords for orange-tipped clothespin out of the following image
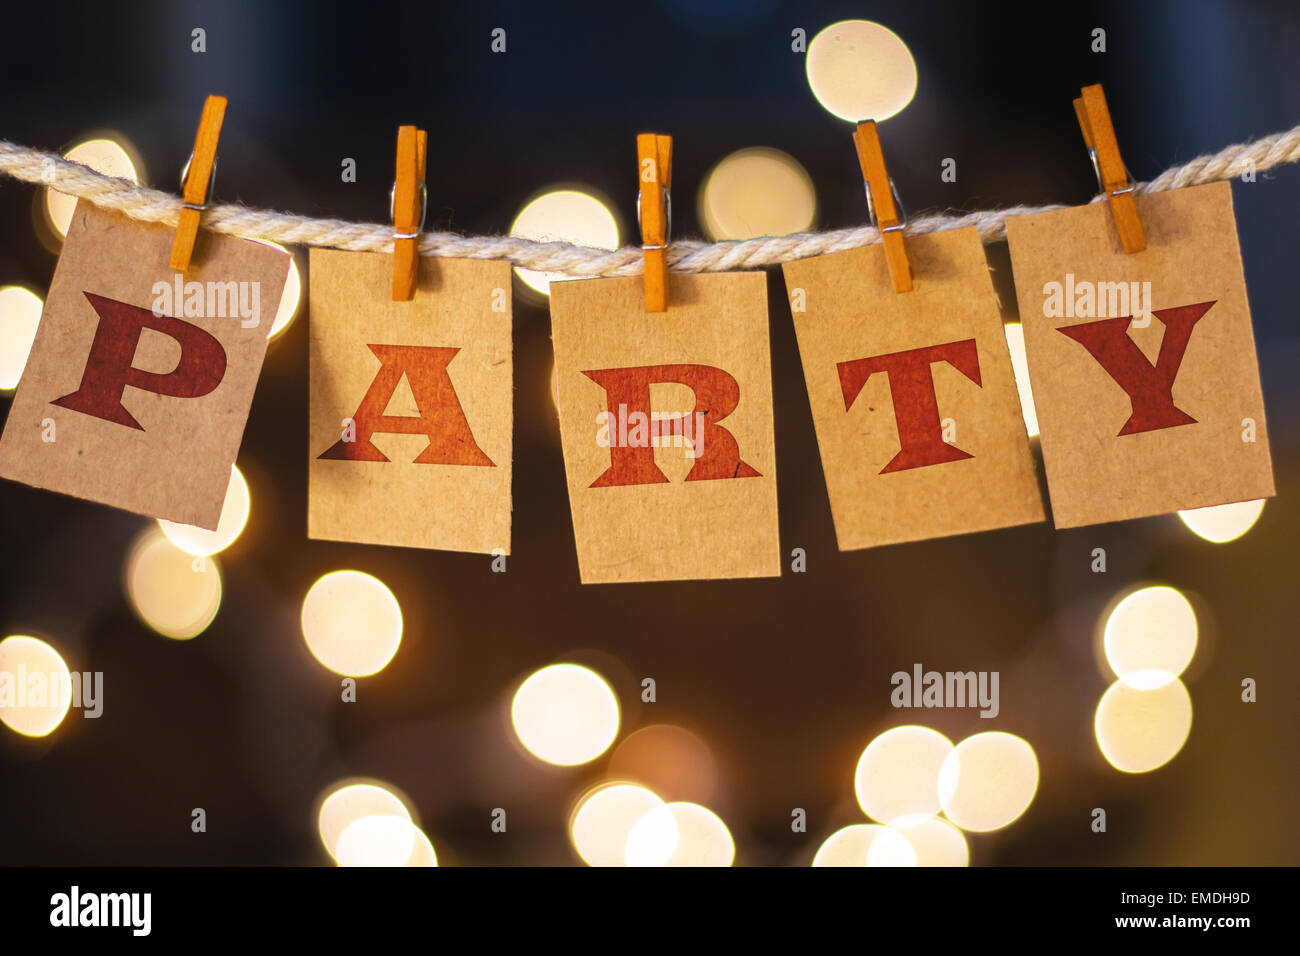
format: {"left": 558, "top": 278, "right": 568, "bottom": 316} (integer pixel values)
{"left": 637, "top": 132, "right": 673, "bottom": 312}
{"left": 170, "top": 94, "right": 227, "bottom": 272}
{"left": 1074, "top": 83, "right": 1145, "bottom": 253}
{"left": 853, "top": 120, "right": 912, "bottom": 292}
{"left": 391, "top": 124, "right": 428, "bottom": 301}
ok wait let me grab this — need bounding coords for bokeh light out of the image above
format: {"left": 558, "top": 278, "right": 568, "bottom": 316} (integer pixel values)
{"left": 625, "top": 801, "right": 734, "bottom": 867}
{"left": 1003, "top": 322, "right": 1040, "bottom": 437}
{"left": 249, "top": 240, "right": 303, "bottom": 339}
{"left": 316, "top": 780, "right": 414, "bottom": 862}
{"left": 890, "top": 814, "right": 969, "bottom": 867}
{"left": 334, "top": 815, "right": 437, "bottom": 867}
{"left": 335, "top": 815, "right": 413, "bottom": 866}
{"left": 404, "top": 826, "right": 439, "bottom": 867}
{"left": 812, "top": 823, "right": 917, "bottom": 867}
{"left": 854, "top": 725, "right": 953, "bottom": 823}
{"left": 1178, "top": 499, "right": 1265, "bottom": 543}
{"left": 510, "top": 663, "right": 619, "bottom": 766}
{"left": 45, "top": 138, "right": 141, "bottom": 238}
{"left": 124, "top": 527, "right": 222, "bottom": 640}
{"left": 1103, "top": 585, "right": 1197, "bottom": 690}
{"left": 0, "top": 286, "right": 43, "bottom": 390}
{"left": 508, "top": 189, "right": 619, "bottom": 297}
{"left": 0, "top": 635, "right": 73, "bottom": 737}
{"left": 608, "top": 724, "right": 717, "bottom": 803}
{"left": 698, "top": 147, "right": 816, "bottom": 240}
{"left": 158, "top": 465, "right": 250, "bottom": 556}
{"left": 569, "top": 782, "right": 664, "bottom": 867}
{"left": 300, "top": 570, "right": 403, "bottom": 677}
{"left": 938, "top": 732, "right": 1039, "bottom": 832}
{"left": 1095, "top": 678, "right": 1193, "bottom": 774}
{"left": 806, "top": 20, "right": 918, "bottom": 123}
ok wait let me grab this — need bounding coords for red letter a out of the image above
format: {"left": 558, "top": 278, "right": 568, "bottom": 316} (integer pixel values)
{"left": 837, "top": 339, "right": 982, "bottom": 474}
{"left": 319, "top": 344, "right": 492, "bottom": 465}
{"left": 52, "top": 292, "right": 227, "bottom": 430}
{"left": 1056, "top": 301, "right": 1214, "bottom": 436}
{"left": 582, "top": 364, "right": 761, "bottom": 487}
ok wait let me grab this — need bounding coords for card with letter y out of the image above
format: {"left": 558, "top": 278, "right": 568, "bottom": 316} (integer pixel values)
{"left": 1005, "top": 181, "right": 1274, "bottom": 528}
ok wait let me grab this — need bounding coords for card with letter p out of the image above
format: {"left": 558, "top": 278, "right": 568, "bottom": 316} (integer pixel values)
{"left": 0, "top": 202, "right": 290, "bottom": 529}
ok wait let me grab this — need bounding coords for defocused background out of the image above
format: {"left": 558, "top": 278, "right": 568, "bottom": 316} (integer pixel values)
{"left": 0, "top": 0, "right": 1297, "bottom": 866}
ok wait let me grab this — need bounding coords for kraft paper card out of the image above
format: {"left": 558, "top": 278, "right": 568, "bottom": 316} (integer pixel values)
{"left": 550, "top": 272, "right": 779, "bottom": 583}
{"left": 1005, "top": 181, "right": 1274, "bottom": 528}
{"left": 0, "top": 201, "right": 289, "bottom": 529}
{"left": 308, "top": 249, "right": 512, "bottom": 554}
{"left": 783, "top": 227, "right": 1045, "bottom": 550}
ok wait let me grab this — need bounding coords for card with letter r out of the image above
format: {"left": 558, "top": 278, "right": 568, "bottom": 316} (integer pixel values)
{"left": 0, "top": 202, "right": 290, "bottom": 529}
{"left": 1005, "top": 181, "right": 1274, "bottom": 528}
{"left": 550, "top": 272, "right": 779, "bottom": 583}
{"left": 307, "top": 249, "right": 513, "bottom": 554}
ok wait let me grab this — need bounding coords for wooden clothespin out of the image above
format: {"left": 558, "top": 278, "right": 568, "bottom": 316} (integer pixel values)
{"left": 391, "top": 124, "right": 428, "bottom": 301}
{"left": 1074, "top": 83, "right": 1145, "bottom": 253}
{"left": 637, "top": 132, "right": 673, "bottom": 312}
{"left": 170, "top": 95, "right": 227, "bottom": 272}
{"left": 853, "top": 120, "right": 912, "bottom": 292}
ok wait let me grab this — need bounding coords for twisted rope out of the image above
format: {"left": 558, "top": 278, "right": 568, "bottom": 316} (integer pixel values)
{"left": 1, "top": 125, "right": 1297, "bottom": 278}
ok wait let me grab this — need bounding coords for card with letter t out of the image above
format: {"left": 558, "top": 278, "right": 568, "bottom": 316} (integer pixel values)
{"left": 550, "top": 272, "right": 779, "bottom": 583}
{"left": 783, "top": 226, "right": 1045, "bottom": 549}
{"left": 0, "top": 202, "right": 289, "bottom": 529}
{"left": 1005, "top": 181, "right": 1274, "bottom": 528}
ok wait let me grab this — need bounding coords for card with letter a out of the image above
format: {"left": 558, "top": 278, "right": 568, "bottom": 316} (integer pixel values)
{"left": 307, "top": 249, "right": 512, "bottom": 554}
{"left": 0, "top": 202, "right": 290, "bottom": 529}
{"left": 550, "top": 273, "right": 779, "bottom": 583}
{"left": 783, "top": 226, "right": 1044, "bottom": 549}
{"left": 1005, "top": 181, "right": 1274, "bottom": 528}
